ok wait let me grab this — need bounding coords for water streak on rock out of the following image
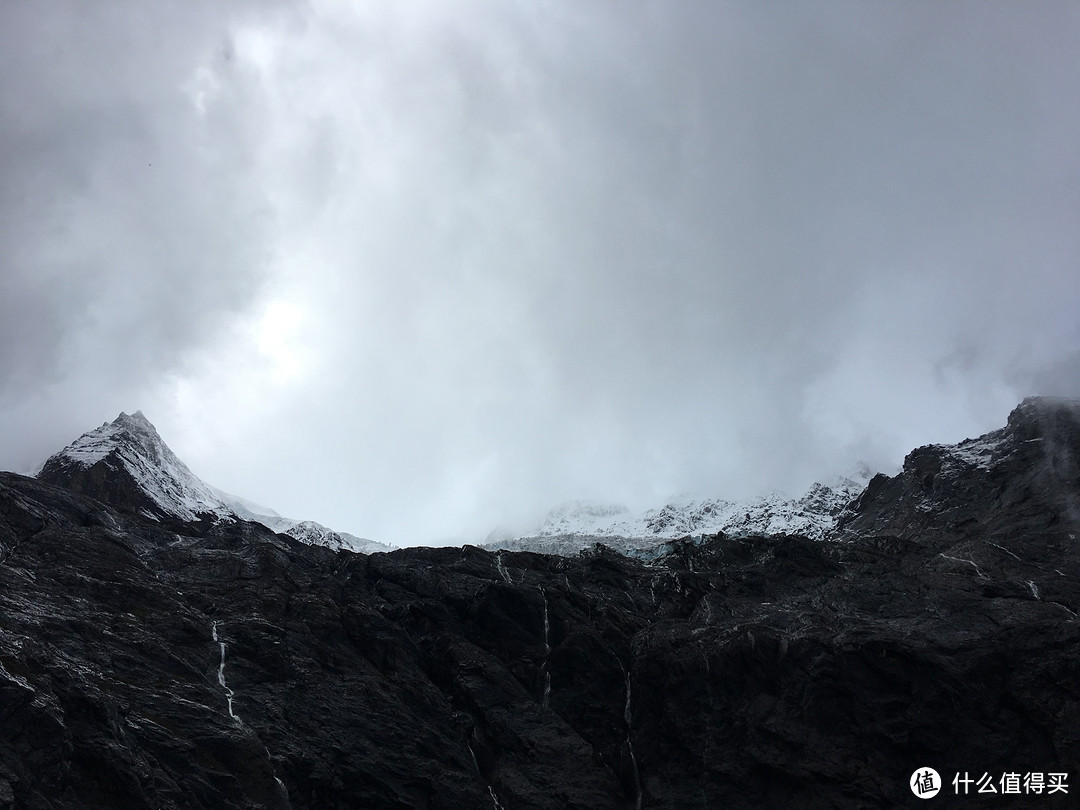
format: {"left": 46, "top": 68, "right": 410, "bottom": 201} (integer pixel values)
{"left": 212, "top": 621, "right": 238, "bottom": 722}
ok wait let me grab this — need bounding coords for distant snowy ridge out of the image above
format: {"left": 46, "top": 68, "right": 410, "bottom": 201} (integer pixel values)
{"left": 485, "top": 467, "right": 874, "bottom": 557}
{"left": 495, "top": 400, "right": 1078, "bottom": 558}
{"left": 37, "top": 411, "right": 391, "bottom": 554}
{"left": 204, "top": 484, "right": 390, "bottom": 553}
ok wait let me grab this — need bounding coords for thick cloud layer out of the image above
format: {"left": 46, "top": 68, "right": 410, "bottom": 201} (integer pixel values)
{"left": 2, "top": 1, "right": 1078, "bottom": 546}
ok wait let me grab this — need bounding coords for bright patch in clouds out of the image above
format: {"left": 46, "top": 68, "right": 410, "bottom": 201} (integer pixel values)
{"left": 256, "top": 300, "right": 306, "bottom": 383}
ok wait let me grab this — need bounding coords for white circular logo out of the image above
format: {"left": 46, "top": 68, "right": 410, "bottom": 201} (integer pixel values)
{"left": 911, "top": 767, "right": 941, "bottom": 798}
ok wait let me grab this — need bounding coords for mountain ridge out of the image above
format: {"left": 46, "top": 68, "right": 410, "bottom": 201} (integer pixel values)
{"left": 1, "top": 396, "right": 1080, "bottom": 807}
{"left": 36, "top": 411, "right": 391, "bottom": 553}
{"left": 486, "top": 467, "right": 874, "bottom": 556}
{"left": 836, "top": 394, "right": 1080, "bottom": 545}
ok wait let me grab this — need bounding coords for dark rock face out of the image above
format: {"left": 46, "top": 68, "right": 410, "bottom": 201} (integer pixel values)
{"left": 3, "top": 397, "right": 1080, "bottom": 808}
{"left": 36, "top": 444, "right": 162, "bottom": 520}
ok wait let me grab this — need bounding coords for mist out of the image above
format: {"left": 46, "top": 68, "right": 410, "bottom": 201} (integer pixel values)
{"left": 2, "top": 1, "right": 1078, "bottom": 545}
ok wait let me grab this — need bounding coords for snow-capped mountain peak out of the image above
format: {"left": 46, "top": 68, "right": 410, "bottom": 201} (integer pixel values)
{"left": 38, "top": 411, "right": 233, "bottom": 522}
{"left": 36, "top": 412, "right": 391, "bottom": 553}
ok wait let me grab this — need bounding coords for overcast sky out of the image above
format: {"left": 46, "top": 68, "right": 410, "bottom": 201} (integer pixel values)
{"left": 2, "top": 1, "right": 1079, "bottom": 546}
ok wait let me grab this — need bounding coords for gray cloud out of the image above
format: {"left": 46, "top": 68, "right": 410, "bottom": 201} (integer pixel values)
{"left": 2, "top": 1, "right": 1078, "bottom": 545}
{"left": 0, "top": 0, "right": 286, "bottom": 443}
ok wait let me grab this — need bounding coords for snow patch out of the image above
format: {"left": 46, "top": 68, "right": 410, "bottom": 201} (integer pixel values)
{"left": 943, "top": 435, "right": 1000, "bottom": 470}
{"left": 487, "top": 470, "right": 873, "bottom": 556}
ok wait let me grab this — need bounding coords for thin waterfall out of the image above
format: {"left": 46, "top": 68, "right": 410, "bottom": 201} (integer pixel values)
{"left": 624, "top": 669, "right": 642, "bottom": 809}
{"left": 467, "top": 737, "right": 506, "bottom": 810}
{"left": 495, "top": 552, "right": 512, "bottom": 584}
{"left": 212, "top": 621, "right": 239, "bottom": 722}
{"left": 540, "top": 587, "right": 552, "bottom": 707}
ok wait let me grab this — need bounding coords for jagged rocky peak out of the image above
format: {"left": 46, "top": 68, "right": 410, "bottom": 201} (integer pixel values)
{"left": 1006, "top": 395, "right": 1080, "bottom": 445}
{"left": 37, "top": 411, "right": 232, "bottom": 523}
{"left": 902, "top": 395, "right": 1080, "bottom": 479}
{"left": 115, "top": 409, "right": 155, "bottom": 433}
{"left": 36, "top": 411, "right": 392, "bottom": 553}
{"left": 836, "top": 395, "right": 1080, "bottom": 542}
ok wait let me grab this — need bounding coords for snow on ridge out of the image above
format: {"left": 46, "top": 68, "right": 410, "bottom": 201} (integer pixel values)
{"left": 236, "top": 506, "right": 387, "bottom": 553}
{"left": 928, "top": 420, "right": 1016, "bottom": 472}
{"left": 50, "top": 411, "right": 232, "bottom": 522}
{"left": 535, "top": 501, "right": 636, "bottom": 538}
{"left": 488, "top": 468, "right": 874, "bottom": 556}
{"left": 209, "top": 486, "right": 283, "bottom": 522}
{"left": 274, "top": 519, "right": 390, "bottom": 554}
{"left": 930, "top": 397, "right": 1080, "bottom": 472}
{"left": 44, "top": 412, "right": 393, "bottom": 552}
{"left": 208, "top": 486, "right": 391, "bottom": 552}
{"left": 942, "top": 435, "right": 1001, "bottom": 470}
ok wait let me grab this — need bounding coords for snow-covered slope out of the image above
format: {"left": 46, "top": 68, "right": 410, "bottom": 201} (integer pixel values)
{"left": 37, "top": 411, "right": 391, "bottom": 554}
{"left": 38, "top": 411, "right": 234, "bottom": 522}
{"left": 485, "top": 467, "right": 873, "bottom": 557}
{"left": 211, "top": 486, "right": 390, "bottom": 554}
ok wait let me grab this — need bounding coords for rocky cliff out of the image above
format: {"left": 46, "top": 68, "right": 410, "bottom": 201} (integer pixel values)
{"left": 2, "top": 397, "right": 1079, "bottom": 808}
